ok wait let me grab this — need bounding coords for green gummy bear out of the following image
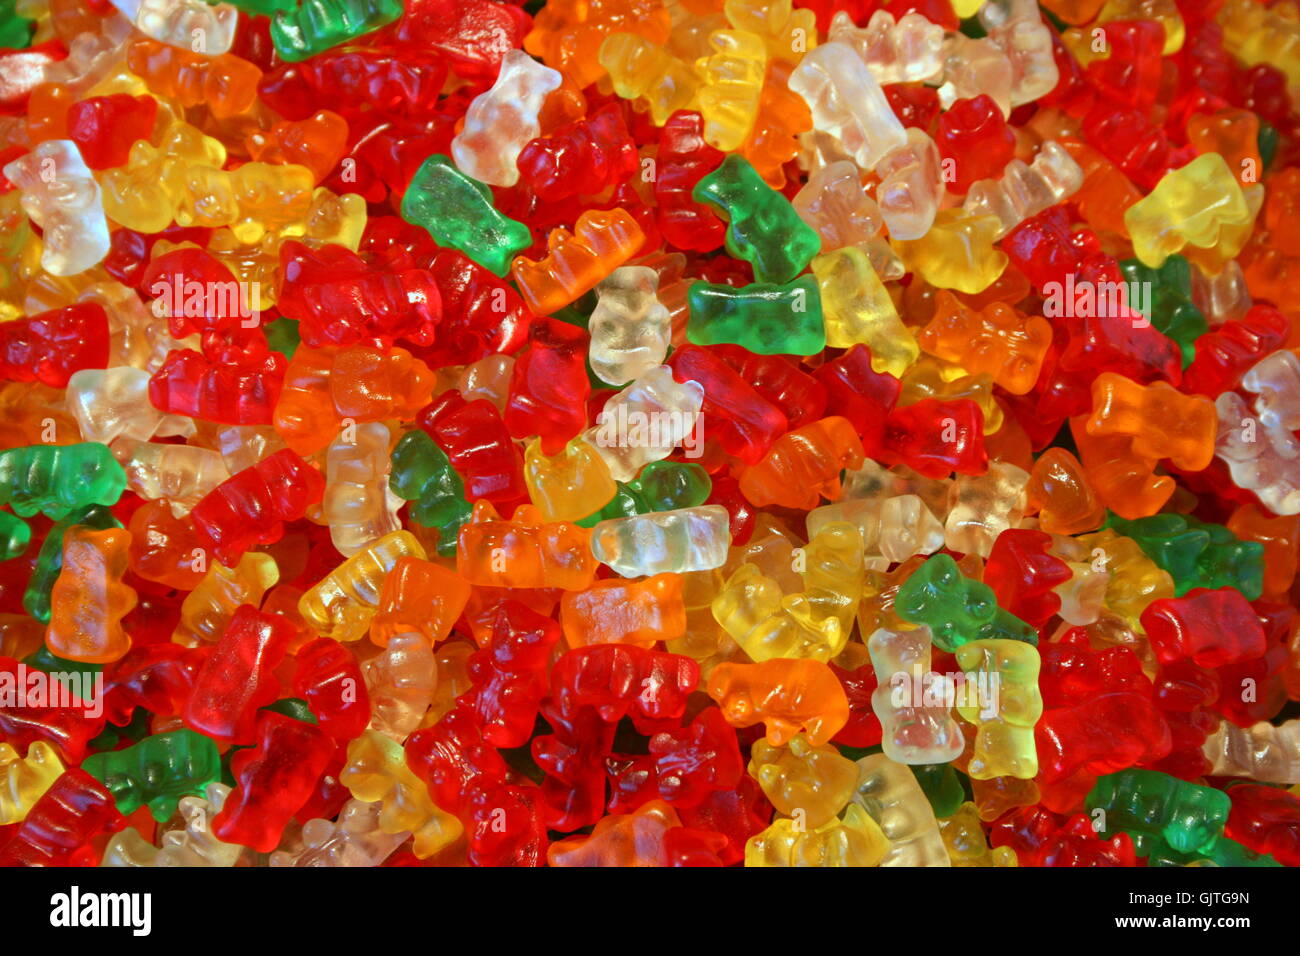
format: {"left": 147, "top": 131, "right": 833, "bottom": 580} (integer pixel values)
{"left": 1087, "top": 768, "right": 1231, "bottom": 856}
{"left": 270, "top": 0, "right": 404, "bottom": 62}
{"left": 576, "top": 462, "right": 712, "bottom": 526}
{"left": 389, "top": 430, "right": 471, "bottom": 556}
{"left": 87, "top": 708, "right": 152, "bottom": 755}
{"left": 23, "top": 504, "right": 121, "bottom": 623}
{"left": 0, "top": 443, "right": 126, "bottom": 520}
{"left": 631, "top": 461, "right": 711, "bottom": 512}
{"left": 0, "top": 0, "right": 33, "bottom": 49}
{"left": 265, "top": 316, "right": 300, "bottom": 360}
{"left": 1106, "top": 512, "right": 1264, "bottom": 600}
{"left": 914, "top": 763, "right": 967, "bottom": 819}
{"left": 1258, "top": 123, "right": 1279, "bottom": 171}
{"left": 1144, "top": 834, "right": 1282, "bottom": 868}
{"left": 224, "top": 0, "right": 299, "bottom": 13}
{"left": 894, "top": 553, "right": 1038, "bottom": 652}
{"left": 692, "top": 155, "right": 822, "bottom": 284}
{"left": 687, "top": 276, "right": 826, "bottom": 355}
{"left": 401, "top": 154, "right": 533, "bottom": 277}
{"left": 81, "top": 729, "right": 222, "bottom": 822}
{"left": 577, "top": 482, "right": 648, "bottom": 527}
{"left": 0, "top": 509, "right": 30, "bottom": 561}
{"left": 835, "top": 743, "right": 882, "bottom": 762}
{"left": 1119, "top": 256, "right": 1207, "bottom": 368}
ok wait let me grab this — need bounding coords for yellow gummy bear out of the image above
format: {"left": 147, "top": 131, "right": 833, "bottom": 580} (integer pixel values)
{"left": 175, "top": 162, "right": 316, "bottom": 244}
{"left": 101, "top": 122, "right": 227, "bottom": 234}
{"left": 694, "top": 29, "right": 767, "bottom": 151}
{"left": 1218, "top": 0, "right": 1300, "bottom": 85}
{"left": 1182, "top": 183, "right": 1264, "bottom": 276}
{"left": 524, "top": 437, "right": 617, "bottom": 523}
{"left": 893, "top": 208, "right": 1008, "bottom": 295}
{"left": 599, "top": 33, "right": 700, "bottom": 127}
{"left": 0, "top": 741, "right": 65, "bottom": 825}
{"left": 711, "top": 522, "right": 862, "bottom": 662}
{"left": 940, "top": 801, "right": 1019, "bottom": 866}
{"left": 341, "top": 731, "right": 463, "bottom": 859}
{"left": 712, "top": 564, "right": 840, "bottom": 661}
{"left": 1124, "top": 152, "right": 1254, "bottom": 268}
{"left": 175, "top": 552, "right": 280, "bottom": 646}
{"left": 899, "top": 355, "right": 1005, "bottom": 433}
{"left": 0, "top": 191, "right": 31, "bottom": 321}
{"left": 745, "top": 803, "right": 889, "bottom": 866}
{"left": 748, "top": 734, "right": 860, "bottom": 828}
{"left": 1076, "top": 528, "right": 1175, "bottom": 628}
{"left": 299, "top": 531, "right": 426, "bottom": 642}
{"left": 100, "top": 119, "right": 317, "bottom": 243}
{"left": 811, "top": 245, "right": 918, "bottom": 375}
{"left": 800, "top": 521, "right": 865, "bottom": 636}
{"left": 722, "top": 0, "right": 818, "bottom": 63}
{"left": 200, "top": 187, "right": 367, "bottom": 308}
{"left": 953, "top": 639, "right": 1043, "bottom": 780}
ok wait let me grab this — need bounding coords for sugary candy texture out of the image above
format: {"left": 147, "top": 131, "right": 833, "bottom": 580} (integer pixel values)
{"left": 0, "top": 0, "right": 1295, "bottom": 872}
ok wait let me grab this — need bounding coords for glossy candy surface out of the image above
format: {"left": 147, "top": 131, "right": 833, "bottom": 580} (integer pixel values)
{"left": 0, "top": 0, "right": 1296, "bottom": 872}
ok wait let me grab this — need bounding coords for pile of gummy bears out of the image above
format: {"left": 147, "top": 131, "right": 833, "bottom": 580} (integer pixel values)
{"left": 0, "top": 0, "right": 1297, "bottom": 869}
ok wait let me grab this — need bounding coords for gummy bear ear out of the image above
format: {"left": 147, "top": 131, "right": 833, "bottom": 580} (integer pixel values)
{"left": 936, "top": 560, "right": 962, "bottom": 587}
